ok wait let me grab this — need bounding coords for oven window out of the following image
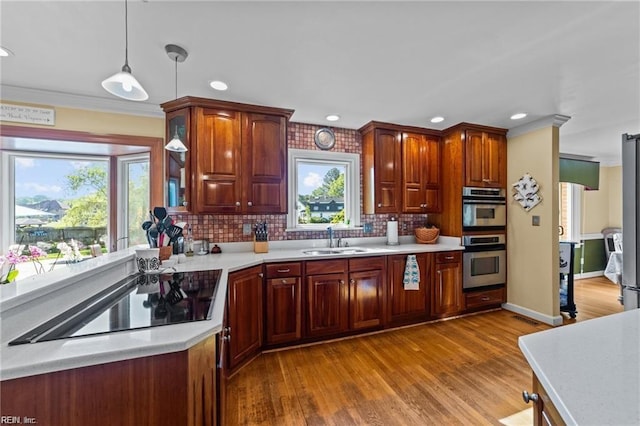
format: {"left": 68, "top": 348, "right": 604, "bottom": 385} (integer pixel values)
{"left": 476, "top": 208, "right": 496, "bottom": 219}
{"left": 471, "top": 256, "right": 499, "bottom": 276}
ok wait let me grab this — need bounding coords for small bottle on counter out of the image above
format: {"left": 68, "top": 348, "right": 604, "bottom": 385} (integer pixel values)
{"left": 185, "top": 226, "right": 194, "bottom": 256}
{"left": 211, "top": 244, "right": 222, "bottom": 254}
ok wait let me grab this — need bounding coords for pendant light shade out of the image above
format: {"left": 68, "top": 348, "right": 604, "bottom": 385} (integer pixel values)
{"left": 102, "top": 0, "right": 148, "bottom": 101}
{"left": 166, "top": 126, "right": 188, "bottom": 152}
{"left": 165, "top": 44, "right": 189, "bottom": 152}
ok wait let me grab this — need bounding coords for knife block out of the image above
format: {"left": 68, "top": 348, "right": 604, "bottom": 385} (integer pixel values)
{"left": 253, "top": 239, "right": 268, "bottom": 254}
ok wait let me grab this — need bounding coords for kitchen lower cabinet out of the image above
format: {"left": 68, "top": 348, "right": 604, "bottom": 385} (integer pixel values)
{"left": 388, "top": 253, "right": 431, "bottom": 325}
{"left": 348, "top": 257, "right": 385, "bottom": 330}
{"left": 529, "top": 373, "right": 566, "bottom": 426}
{"left": 227, "top": 265, "right": 263, "bottom": 370}
{"left": 265, "top": 262, "right": 302, "bottom": 345}
{"left": 305, "top": 259, "right": 349, "bottom": 338}
{"left": 0, "top": 335, "right": 218, "bottom": 426}
{"left": 432, "top": 251, "right": 464, "bottom": 317}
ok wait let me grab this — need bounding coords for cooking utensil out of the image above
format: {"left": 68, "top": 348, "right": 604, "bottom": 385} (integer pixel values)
{"left": 166, "top": 224, "right": 183, "bottom": 243}
{"left": 153, "top": 206, "right": 167, "bottom": 222}
{"left": 148, "top": 224, "right": 159, "bottom": 248}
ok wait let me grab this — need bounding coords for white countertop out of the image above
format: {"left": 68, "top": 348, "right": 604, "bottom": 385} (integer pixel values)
{"left": 519, "top": 309, "right": 640, "bottom": 425}
{"left": 0, "top": 235, "right": 462, "bottom": 381}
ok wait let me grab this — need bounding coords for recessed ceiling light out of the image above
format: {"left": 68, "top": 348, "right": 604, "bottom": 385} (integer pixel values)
{"left": 511, "top": 113, "right": 527, "bottom": 120}
{"left": 0, "top": 46, "right": 14, "bottom": 57}
{"left": 326, "top": 114, "right": 340, "bottom": 122}
{"left": 430, "top": 116, "right": 445, "bottom": 123}
{"left": 209, "top": 80, "right": 228, "bottom": 91}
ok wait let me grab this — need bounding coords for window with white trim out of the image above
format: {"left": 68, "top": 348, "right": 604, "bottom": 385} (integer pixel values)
{"left": 287, "top": 149, "right": 360, "bottom": 230}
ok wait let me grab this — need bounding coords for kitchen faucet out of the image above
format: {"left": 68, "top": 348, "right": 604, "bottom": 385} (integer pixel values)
{"left": 327, "top": 226, "right": 334, "bottom": 248}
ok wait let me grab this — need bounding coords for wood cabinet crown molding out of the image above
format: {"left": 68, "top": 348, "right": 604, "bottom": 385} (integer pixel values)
{"left": 161, "top": 96, "right": 294, "bottom": 119}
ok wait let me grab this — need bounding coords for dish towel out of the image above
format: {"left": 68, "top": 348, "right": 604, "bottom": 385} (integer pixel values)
{"left": 403, "top": 254, "right": 420, "bottom": 290}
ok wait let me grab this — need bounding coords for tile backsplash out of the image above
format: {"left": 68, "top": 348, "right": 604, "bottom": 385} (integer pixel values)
{"left": 174, "top": 122, "right": 439, "bottom": 243}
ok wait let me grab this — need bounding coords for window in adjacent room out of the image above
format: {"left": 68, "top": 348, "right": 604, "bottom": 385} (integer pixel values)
{"left": 559, "top": 182, "right": 582, "bottom": 242}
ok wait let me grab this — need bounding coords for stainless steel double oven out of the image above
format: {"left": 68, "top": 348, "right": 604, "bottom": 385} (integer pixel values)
{"left": 462, "top": 187, "right": 507, "bottom": 290}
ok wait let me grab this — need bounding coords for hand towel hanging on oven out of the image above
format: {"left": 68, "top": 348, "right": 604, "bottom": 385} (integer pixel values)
{"left": 403, "top": 254, "right": 420, "bottom": 290}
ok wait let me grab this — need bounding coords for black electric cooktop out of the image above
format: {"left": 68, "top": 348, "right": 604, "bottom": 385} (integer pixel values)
{"left": 9, "top": 269, "right": 221, "bottom": 345}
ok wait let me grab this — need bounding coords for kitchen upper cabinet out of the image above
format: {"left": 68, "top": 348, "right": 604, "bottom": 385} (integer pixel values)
{"left": 265, "top": 262, "right": 302, "bottom": 346}
{"left": 388, "top": 253, "right": 431, "bottom": 325}
{"left": 305, "top": 259, "right": 349, "bottom": 338}
{"left": 432, "top": 251, "right": 464, "bottom": 317}
{"left": 348, "top": 257, "right": 385, "bottom": 330}
{"left": 402, "top": 132, "right": 441, "bottom": 213}
{"left": 161, "top": 97, "right": 293, "bottom": 214}
{"left": 361, "top": 124, "right": 402, "bottom": 214}
{"left": 227, "top": 265, "right": 263, "bottom": 371}
{"left": 465, "top": 130, "right": 506, "bottom": 188}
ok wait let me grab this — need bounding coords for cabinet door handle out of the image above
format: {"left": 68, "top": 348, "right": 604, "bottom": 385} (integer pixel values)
{"left": 482, "top": 178, "right": 491, "bottom": 183}
{"left": 247, "top": 201, "right": 253, "bottom": 207}
{"left": 281, "top": 279, "right": 288, "bottom": 284}
{"left": 277, "top": 268, "right": 290, "bottom": 273}
{"left": 522, "top": 391, "right": 539, "bottom": 404}
{"left": 481, "top": 296, "right": 491, "bottom": 301}
{"left": 235, "top": 201, "right": 241, "bottom": 207}
{"left": 444, "top": 256, "right": 454, "bottom": 260}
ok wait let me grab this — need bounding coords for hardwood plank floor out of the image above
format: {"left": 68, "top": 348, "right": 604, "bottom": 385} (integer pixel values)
{"left": 226, "top": 276, "right": 622, "bottom": 425}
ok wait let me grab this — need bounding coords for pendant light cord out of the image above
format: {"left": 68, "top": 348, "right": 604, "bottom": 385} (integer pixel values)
{"left": 175, "top": 57, "right": 178, "bottom": 99}
{"left": 124, "top": 0, "right": 129, "bottom": 66}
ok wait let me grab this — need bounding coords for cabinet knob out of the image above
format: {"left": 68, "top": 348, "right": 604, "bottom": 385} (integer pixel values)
{"left": 223, "top": 335, "right": 231, "bottom": 342}
{"left": 182, "top": 201, "right": 188, "bottom": 207}
{"left": 247, "top": 201, "right": 253, "bottom": 207}
{"left": 377, "top": 203, "right": 382, "bottom": 208}
{"left": 224, "top": 326, "right": 231, "bottom": 334}
{"left": 235, "top": 201, "right": 241, "bottom": 207}
{"left": 258, "top": 272, "right": 264, "bottom": 278}
{"left": 522, "top": 391, "right": 539, "bottom": 404}
{"left": 350, "top": 279, "right": 355, "bottom": 285}
{"left": 340, "top": 280, "right": 345, "bottom": 285}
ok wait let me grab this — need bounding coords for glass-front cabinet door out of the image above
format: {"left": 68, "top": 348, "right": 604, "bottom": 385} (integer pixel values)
{"left": 165, "top": 108, "right": 191, "bottom": 212}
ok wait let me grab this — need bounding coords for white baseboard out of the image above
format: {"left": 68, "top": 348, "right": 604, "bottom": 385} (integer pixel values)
{"left": 574, "top": 270, "right": 604, "bottom": 279}
{"left": 502, "top": 303, "right": 563, "bottom": 326}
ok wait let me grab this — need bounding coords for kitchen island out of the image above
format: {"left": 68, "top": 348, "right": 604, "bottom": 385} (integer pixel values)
{"left": 0, "top": 236, "right": 466, "bottom": 425}
{"left": 519, "top": 309, "right": 640, "bottom": 425}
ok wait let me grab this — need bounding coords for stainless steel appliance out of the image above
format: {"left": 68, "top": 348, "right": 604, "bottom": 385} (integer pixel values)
{"left": 463, "top": 234, "right": 506, "bottom": 289}
{"left": 462, "top": 187, "right": 507, "bottom": 230}
{"left": 622, "top": 133, "right": 640, "bottom": 310}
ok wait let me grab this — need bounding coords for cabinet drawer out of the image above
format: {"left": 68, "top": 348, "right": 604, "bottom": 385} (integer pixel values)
{"left": 435, "top": 251, "right": 461, "bottom": 264}
{"left": 305, "top": 259, "right": 347, "bottom": 275}
{"left": 266, "top": 262, "right": 302, "bottom": 278}
{"left": 465, "top": 287, "right": 504, "bottom": 309}
{"left": 349, "top": 256, "right": 385, "bottom": 272}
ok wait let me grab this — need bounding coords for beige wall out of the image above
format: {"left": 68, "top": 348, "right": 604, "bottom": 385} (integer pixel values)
{"left": 506, "top": 125, "right": 560, "bottom": 323}
{"left": 581, "top": 165, "right": 622, "bottom": 234}
{"left": 0, "top": 101, "right": 164, "bottom": 138}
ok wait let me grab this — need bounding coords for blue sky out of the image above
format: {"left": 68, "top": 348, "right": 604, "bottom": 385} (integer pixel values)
{"left": 14, "top": 156, "right": 107, "bottom": 200}
{"left": 298, "top": 163, "right": 344, "bottom": 195}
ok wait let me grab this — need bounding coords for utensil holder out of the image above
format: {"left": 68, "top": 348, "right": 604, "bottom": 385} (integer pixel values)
{"left": 159, "top": 246, "right": 172, "bottom": 261}
{"left": 253, "top": 239, "right": 268, "bottom": 254}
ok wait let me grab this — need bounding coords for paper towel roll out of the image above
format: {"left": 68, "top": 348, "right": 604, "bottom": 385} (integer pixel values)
{"left": 387, "top": 220, "right": 399, "bottom": 245}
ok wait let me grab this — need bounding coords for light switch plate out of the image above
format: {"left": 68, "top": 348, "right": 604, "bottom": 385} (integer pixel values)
{"left": 364, "top": 223, "right": 373, "bottom": 233}
{"left": 532, "top": 216, "right": 540, "bottom": 226}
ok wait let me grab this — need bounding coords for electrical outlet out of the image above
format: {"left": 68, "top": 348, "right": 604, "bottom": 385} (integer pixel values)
{"left": 363, "top": 223, "right": 373, "bottom": 233}
{"left": 242, "top": 223, "right": 251, "bottom": 235}
{"left": 402, "top": 222, "right": 408, "bottom": 231}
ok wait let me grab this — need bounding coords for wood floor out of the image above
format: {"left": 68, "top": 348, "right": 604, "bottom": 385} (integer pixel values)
{"left": 226, "top": 277, "right": 623, "bottom": 425}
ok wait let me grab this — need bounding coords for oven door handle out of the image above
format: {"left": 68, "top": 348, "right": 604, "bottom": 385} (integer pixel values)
{"left": 462, "top": 199, "right": 506, "bottom": 205}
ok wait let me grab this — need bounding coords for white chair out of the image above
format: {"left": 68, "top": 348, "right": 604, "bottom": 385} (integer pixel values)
{"left": 602, "top": 227, "right": 622, "bottom": 261}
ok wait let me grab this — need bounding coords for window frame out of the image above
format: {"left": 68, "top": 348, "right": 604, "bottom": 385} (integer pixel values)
{"left": 559, "top": 182, "right": 582, "bottom": 243}
{"left": 287, "top": 149, "right": 360, "bottom": 231}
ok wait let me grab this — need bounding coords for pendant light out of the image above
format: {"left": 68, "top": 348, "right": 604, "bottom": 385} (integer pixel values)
{"left": 101, "top": 0, "right": 148, "bottom": 101}
{"left": 164, "top": 44, "right": 189, "bottom": 152}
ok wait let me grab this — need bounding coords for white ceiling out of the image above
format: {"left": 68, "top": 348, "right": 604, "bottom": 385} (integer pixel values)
{"left": 1, "top": 1, "right": 638, "bottom": 166}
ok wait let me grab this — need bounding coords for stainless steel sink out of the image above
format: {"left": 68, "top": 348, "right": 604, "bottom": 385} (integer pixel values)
{"left": 302, "top": 248, "right": 369, "bottom": 256}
